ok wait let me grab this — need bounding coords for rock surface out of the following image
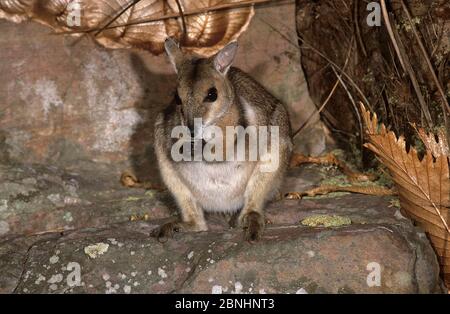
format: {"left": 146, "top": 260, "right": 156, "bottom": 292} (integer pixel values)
{"left": 0, "top": 2, "right": 445, "bottom": 294}
{"left": 0, "top": 196, "right": 443, "bottom": 294}
{"left": 0, "top": 2, "right": 328, "bottom": 182}
{"left": 0, "top": 160, "right": 324, "bottom": 238}
{"left": 0, "top": 162, "right": 444, "bottom": 293}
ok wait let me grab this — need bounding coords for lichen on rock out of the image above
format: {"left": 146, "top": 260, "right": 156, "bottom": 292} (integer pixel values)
{"left": 84, "top": 243, "right": 109, "bottom": 259}
{"left": 301, "top": 215, "right": 352, "bottom": 227}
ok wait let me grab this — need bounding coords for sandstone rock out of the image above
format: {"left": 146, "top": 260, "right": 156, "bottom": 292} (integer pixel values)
{"left": 0, "top": 162, "right": 175, "bottom": 237}
{"left": 0, "top": 2, "right": 327, "bottom": 182}
{"left": 0, "top": 159, "right": 329, "bottom": 238}
{"left": 0, "top": 185, "right": 444, "bottom": 293}
{"left": 0, "top": 160, "right": 444, "bottom": 293}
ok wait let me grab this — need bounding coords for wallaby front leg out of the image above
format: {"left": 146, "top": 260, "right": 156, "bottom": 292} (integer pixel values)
{"left": 238, "top": 168, "right": 280, "bottom": 242}
{"left": 153, "top": 157, "right": 208, "bottom": 239}
{"left": 153, "top": 195, "right": 207, "bottom": 239}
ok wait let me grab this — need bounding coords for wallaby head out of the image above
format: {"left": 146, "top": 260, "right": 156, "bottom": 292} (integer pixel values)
{"left": 164, "top": 38, "right": 239, "bottom": 134}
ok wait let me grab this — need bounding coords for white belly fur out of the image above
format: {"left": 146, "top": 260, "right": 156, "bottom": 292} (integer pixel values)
{"left": 176, "top": 160, "right": 255, "bottom": 213}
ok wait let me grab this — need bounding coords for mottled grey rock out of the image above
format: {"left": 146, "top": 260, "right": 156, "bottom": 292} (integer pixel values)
{"left": 0, "top": 192, "right": 444, "bottom": 294}
{"left": 0, "top": 160, "right": 445, "bottom": 294}
{"left": 0, "top": 160, "right": 327, "bottom": 238}
{"left": 0, "top": 162, "right": 176, "bottom": 237}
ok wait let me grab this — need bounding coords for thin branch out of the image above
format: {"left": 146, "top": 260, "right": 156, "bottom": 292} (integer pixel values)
{"left": 387, "top": 42, "right": 402, "bottom": 79}
{"left": 385, "top": 4, "right": 434, "bottom": 128}
{"left": 353, "top": 0, "right": 367, "bottom": 57}
{"left": 297, "top": 35, "right": 372, "bottom": 112}
{"left": 293, "top": 36, "right": 355, "bottom": 138}
{"left": 431, "top": 21, "right": 445, "bottom": 57}
{"left": 174, "top": 0, "right": 187, "bottom": 46}
{"left": 380, "top": 0, "right": 406, "bottom": 72}
{"left": 94, "top": 0, "right": 142, "bottom": 36}
{"left": 290, "top": 152, "right": 377, "bottom": 182}
{"left": 332, "top": 66, "right": 364, "bottom": 154}
{"left": 400, "top": 0, "right": 450, "bottom": 118}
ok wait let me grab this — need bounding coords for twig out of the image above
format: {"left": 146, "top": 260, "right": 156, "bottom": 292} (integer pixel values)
{"left": 26, "top": 227, "right": 72, "bottom": 237}
{"left": 382, "top": 87, "right": 399, "bottom": 134}
{"left": 438, "top": 56, "right": 450, "bottom": 142}
{"left": 331, "top": 66, "right": 364, "bottom": 153}
{"left": 94, "top": 0, "right": 142, "bottom": 36}
{"left": 373, "top": 82, "right": 387, "bottom": 109}
{"left": 427, "top": 11, "right": 438, "bottom": 39}
{"left": 260, "top": 20, "right": 364, "bottom": 139}
{"left": 380, "top": 0, "right": 406, "bottom": 72}
{"left": 399, "top": 0, "right": 450, "bottom": 119}
{"left": 258, "top": 16, "right": 297, "bottom": 48}
{"left": 54, "top": 0, "right": 283, "bottom": 35}
{"left": 293, "top": 36, "right": 355, "bottom": 138}
{"left": 431, "top": 21, "right": 445, "bottom": 57}
{"left": 174, "top": 0, "right": 187, "bottom": 46}
{"left": 289, "top": 152, "right": 377, "bottom": 182}
{"left": 295, "top": 78, "right": 339, "bottom": 134}
{"left": 353, "top": 0, "right": 367, "bottom": 57}
{"left": 385, "top": 5, "right": 434, "bottom": 128}
{"left": 338, "top": 0, "right": 349, "bottom": 11}
{"left": 297, "top": 35, "right": 372, "bottom": 112}
{"left": 387, "top": 42, "right": 402, "bottom": 79}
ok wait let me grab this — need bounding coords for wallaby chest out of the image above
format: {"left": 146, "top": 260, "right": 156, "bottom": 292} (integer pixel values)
{"left": 175, "top": 160, "right": 255, "bottom": 213}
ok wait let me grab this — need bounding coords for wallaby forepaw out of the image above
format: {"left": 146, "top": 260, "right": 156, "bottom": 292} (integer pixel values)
{"left": 241, "top": 212, "right": 265, "bottom": 242}
{"left": 151, "top": 221, "right": 208, "bottom": 242}
{"left": 151, "top": 222, "right": 181, "bottom": 242}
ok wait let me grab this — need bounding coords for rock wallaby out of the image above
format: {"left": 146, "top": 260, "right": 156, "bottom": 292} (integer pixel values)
{"left": 154, "top": 38, "right": 292, "bottom": 241}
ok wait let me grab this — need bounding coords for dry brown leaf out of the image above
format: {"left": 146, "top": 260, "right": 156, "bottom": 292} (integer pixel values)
{"left": 120, "top": 170, "right": 166, "bottom": 191}
{"left": 120, "top": 170, "right": 140, "bottom": 188}
{"left": 411, "top": 124, "right": 449, "bottom": 157}
{"left": 360, "top": 103, "right": 450, "bottom": 287}
{"left": 0, "top": 0, "right": 254, "bottom": 56}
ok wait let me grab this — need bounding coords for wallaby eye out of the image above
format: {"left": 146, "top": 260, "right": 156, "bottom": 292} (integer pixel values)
{"left": 204, "top": 87, "right": 218, "bottom": 103}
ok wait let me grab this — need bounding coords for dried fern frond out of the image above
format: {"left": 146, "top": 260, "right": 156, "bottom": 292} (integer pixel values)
{"left": 0, "top": 0, "right": 255, "bottom": 56}
{"left": 285, "top": 185, "right": 395, "bottom": 199}
{"left": 360, "top": 103, "right": 450, "bottom": 287}
{"left": 289, "top": 152, "right": 377, "bottom": 182}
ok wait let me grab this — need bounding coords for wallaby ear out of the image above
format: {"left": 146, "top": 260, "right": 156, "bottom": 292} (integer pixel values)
{"left": 165, "top": 37, "right": 183, "bottom": 73}
{"left": 213, "top": 41, "right": 238, "bottom": 75}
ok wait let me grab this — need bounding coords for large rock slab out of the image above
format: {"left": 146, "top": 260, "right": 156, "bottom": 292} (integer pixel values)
{"left": 0, "top": 193, "right": 444, "bottom": 294}
{"left": 0, "top": 161, "right": 325, "bottom": 238}
{"left": 0, "top": 2, "right": 328, "bottom": 181}
{"left": 0, "top": 161, "right": 444, "bottom": 293}
{"left": 0, "top": 162, "right": 174, "bottom": 237}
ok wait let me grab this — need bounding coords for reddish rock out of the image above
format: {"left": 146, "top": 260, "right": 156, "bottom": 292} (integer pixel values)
{"left": 0, "top": 3, "right": 328, "bottom": 179}
{"left": 2, "top": 215, "right": 443, "bottom": 294}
